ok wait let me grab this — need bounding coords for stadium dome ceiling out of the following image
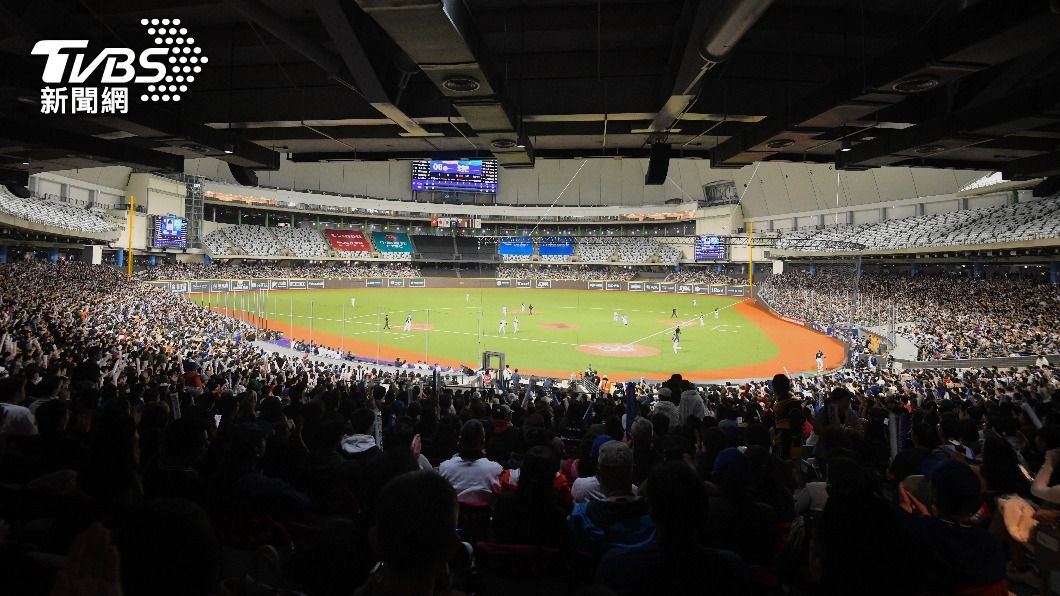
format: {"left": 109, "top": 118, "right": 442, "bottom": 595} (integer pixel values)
{"left": 1, "top": 0, "right": 1060, "bottom": 185}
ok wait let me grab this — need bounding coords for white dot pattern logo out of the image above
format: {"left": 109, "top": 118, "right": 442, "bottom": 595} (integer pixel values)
{"left": 140, "top": 18, "right": 204, "bottom": 104}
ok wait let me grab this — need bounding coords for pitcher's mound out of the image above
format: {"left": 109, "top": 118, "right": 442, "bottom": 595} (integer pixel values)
{"left": 577, "top": 343, "right": 659, "bottom": 358}
{"left": 540, "top": 322, "right": 577, "bottom": 329}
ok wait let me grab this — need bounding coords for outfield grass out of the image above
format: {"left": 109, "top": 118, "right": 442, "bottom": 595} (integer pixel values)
{"left": 192, "top": 287, "right": 782, "bottom": 379}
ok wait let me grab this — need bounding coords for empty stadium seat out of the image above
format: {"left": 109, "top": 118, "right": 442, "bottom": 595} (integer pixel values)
{"left": 273, "top": 227, "right": 330, "bottom": 257}
{"left": 223, "top": 225, "right": 282, "bottom": 256}
{"left": 777, "top": 198, "right": 1060, "bottom": 251}
{"left": 0, "top": 187, "right": 117, "bottom": 234}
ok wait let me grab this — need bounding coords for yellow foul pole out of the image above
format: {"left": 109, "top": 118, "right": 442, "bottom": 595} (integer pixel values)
{"left": 747, "top": 221, "right": 754, "bottom": 287}
{"left": 127, "top": 195, "right": 134, "bottom": 277}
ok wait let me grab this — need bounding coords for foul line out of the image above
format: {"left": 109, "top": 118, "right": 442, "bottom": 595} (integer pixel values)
{"left": 624, "top": 298, "right": 749, "bottom": 347}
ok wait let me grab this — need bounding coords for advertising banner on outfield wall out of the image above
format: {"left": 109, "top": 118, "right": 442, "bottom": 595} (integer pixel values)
{"left": 270, "top": 279, "right": 288, "bottom": 290}
{"left": 645, "top": 283, "right": 660, "bottom": 292}
{"left": 170, "top": 282, "right": 188, "bottom": 293}
{"left": 605, "top": 282, "right": 622, "bottom": 290}
{"left": 587, "top": 281, "right": 604, "bottom": 290}
{"left": 190, "top": 281, "right": 210, "bottom": 293}
{"left": 210, "top": 281, "right": 230, "bottom": 292}
{"left": 628, "top": 282, "right": 644, "bottom": 291}
{"left": 693, "top": 285, "right": 708, "bottom": 294}
{"left": 288, "top": 280, "right": 308, "bottom": 290}
{"left": 536, "top": 280, "right": 552, "bottom": 288}
{"left": 709, "top": 286, "right": 725, "bottom": 295}
{"left": 409, "top": 279, "right": 426, "bottom": 288}
{"left": 308, "top": 280, "right": 325, "bottom": 289}
{"left": 231, "top": 280, "right": 250, "bottom": 291}
{"left": 250, "top": 280, "right": 269, "bottom": 290}
{"left": 495, "top": 279, "right": 512, "bottom": 287}
{"left": 388, "top": 279, "right": 405, "bottom": 288}
{"left": 659, "top": 283, "right": 676, "bottom": 293}
{"left": 515, "top": 280, "right": 532, "bottom": 288}
{"left": 366, "top": 279, "right": 382, "bottom": 288}
{"left": 726, "top": 286, "right": 746, "bottom": 296}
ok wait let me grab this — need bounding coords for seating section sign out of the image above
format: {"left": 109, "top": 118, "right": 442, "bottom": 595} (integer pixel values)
{"left": 370, "top": 231, "right": 413, "bottom": 253}
{"left": 324, "top": 229, "right": 372, "bottom": 252}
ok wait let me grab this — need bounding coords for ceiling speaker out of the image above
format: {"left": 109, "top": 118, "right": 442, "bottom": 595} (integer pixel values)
{"left": 3, "top": 183, "right": 31, "bottom": 198}
{"left": 228, "top": 163, "right": 259, "bottom": 187}
{"left": 644, "top": 143, "right": 671, "bottom": 185}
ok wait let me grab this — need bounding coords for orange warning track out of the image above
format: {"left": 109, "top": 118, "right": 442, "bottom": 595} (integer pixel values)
{"left": 217, "top": 300, "right": 844, "bottom": 382}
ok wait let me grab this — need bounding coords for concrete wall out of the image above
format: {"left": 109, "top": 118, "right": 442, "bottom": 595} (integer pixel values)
{"left": 185, "top": 156, "right": 984, "bottom": 211}
{"left": 695, "top": 205, "right": 742, "bottom": 235}
{"left": 186, "top": 156, "right": 714, "bottom": 206}
{"left": 109, "top": 213, "right": 151, "bottom": 251}
{"left": 127, "top": 173, "right": 186, "bottom": 217}
{"left": 31, "top": 171, "right": 126, "bottom": 208}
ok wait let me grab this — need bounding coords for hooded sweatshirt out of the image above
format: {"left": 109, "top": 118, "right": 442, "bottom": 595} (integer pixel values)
{"left": 341, "top": 434, "right": 381, "bottom": 461}
{"left": 678, "top": 390, "right": 706, "bottom": 425}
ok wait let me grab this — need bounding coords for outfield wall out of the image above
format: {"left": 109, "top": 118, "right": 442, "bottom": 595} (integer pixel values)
{"left": 147, "top": 277, "right": 750, "bottom": 297}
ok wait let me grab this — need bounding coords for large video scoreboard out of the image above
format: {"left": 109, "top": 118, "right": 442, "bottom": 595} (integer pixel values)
{"left": 411, "top": 159, "right": 498, "bottom": 193}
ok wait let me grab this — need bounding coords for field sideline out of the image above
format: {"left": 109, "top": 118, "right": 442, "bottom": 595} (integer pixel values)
{"left": 190, "top": 287, "right": 845, "bottom": 381}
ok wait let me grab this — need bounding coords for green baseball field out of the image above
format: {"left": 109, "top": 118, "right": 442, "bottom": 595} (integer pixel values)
{"left": 190, "top": 287, "right": 843, "bottom": 381}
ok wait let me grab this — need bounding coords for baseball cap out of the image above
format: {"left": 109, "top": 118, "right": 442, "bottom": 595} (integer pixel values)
{"left": 597, "top": 440, "right": 633, "bottom": 469}
{"left": 491, "top": 403, "right": 511, "bottom": 419}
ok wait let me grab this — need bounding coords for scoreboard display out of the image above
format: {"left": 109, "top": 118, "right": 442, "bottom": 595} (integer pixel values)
{"left": 694, "top": 235, "right": 727, "bottom": 261}
{"left": 151, "top": 215, "right": 188, "bottom": 249}
{"left": 411, "top": 159, "right": 498, "bottom": 194}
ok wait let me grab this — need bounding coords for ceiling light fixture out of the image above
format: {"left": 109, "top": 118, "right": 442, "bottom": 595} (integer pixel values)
{"left": 915, "top": 144, "right": 946, "bottom": 154}
{"left": 442, "top": 75, "right": 481, "bottom": 93}
{"left": 892, "top": 75, "right": 940, "bottom": 94}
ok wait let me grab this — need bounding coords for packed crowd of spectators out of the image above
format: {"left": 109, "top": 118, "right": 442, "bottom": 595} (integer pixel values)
{"left": 759, "top": 270, "right": 1060, "bottom": 360}
{"left": 133, "top": 261, "right": 421, "bottom": 281}
{"left": 495, "top": 264, "right": 637, "bottom": 281}
{"left": 287, "top": 339, "right": 468, "bottom": 378}
{"left": 5, "top": 259, "right": 1060, "bottom": 596}
{"left": 664, "top": 269, "right": 743, "bottom": 285}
